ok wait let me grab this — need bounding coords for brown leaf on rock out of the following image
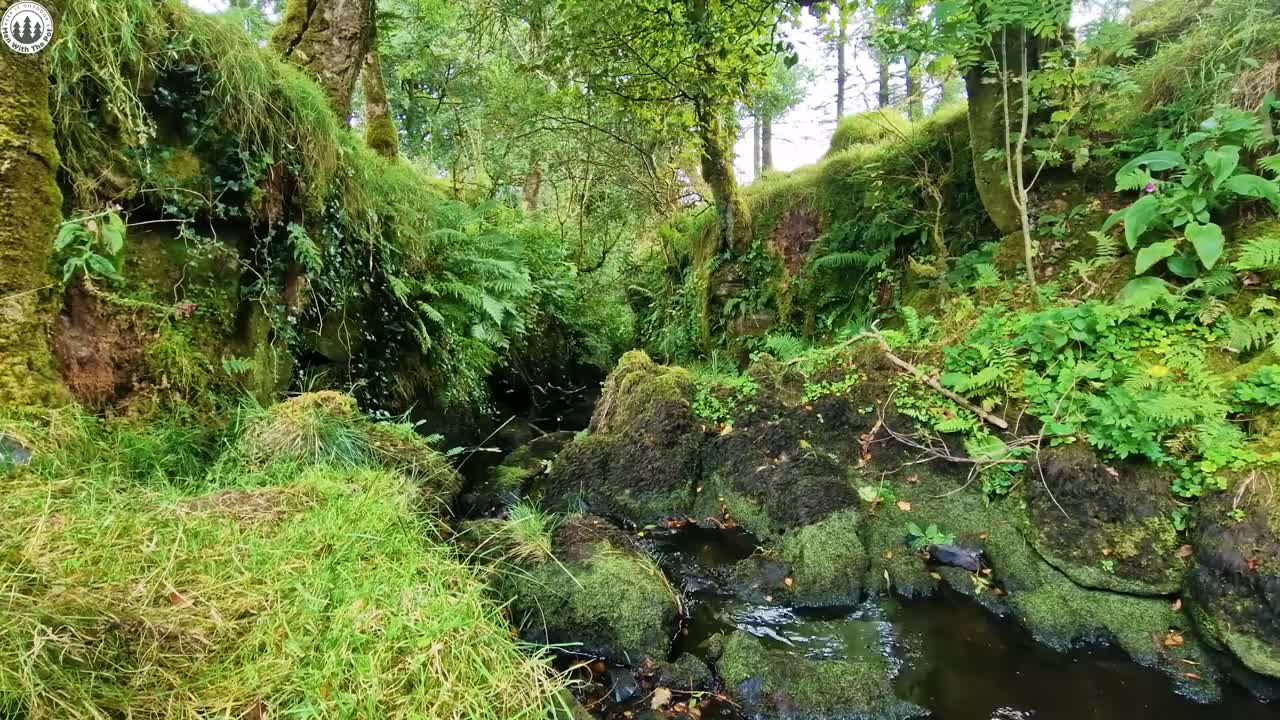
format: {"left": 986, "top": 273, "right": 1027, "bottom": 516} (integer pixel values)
{"left": 651, "top": 687, "right": 672, "bottom": 710}
{"left": 897, "top": 500, "right": 912, "bottom": 512}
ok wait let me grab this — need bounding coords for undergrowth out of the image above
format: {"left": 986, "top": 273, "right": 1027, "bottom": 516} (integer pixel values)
{"left": 0, "top": 406, "right": 562, "bottom": 719}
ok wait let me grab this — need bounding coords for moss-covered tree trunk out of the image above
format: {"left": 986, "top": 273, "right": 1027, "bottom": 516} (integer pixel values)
{"left": 270, "top": 0, "right": 375, "bottom": 120}
{"left": 696, "top": 99, "right": 749, "bottom": 253}
{"left": 965, "top": 29, "right": 1027, "bottom": 236}
{"left": 0, "top": 0, "right": 68, "bottom": 409}
{"left": 362, "top": 47, "right": 397, "bottom": 158}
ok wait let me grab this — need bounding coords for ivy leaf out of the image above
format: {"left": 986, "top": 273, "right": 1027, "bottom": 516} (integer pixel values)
{"left": 1134, "top": 240, "right": 1176, "bottom": 274}
{"left": 1122, "top": 195, "right": 1161, "bottom": 250}
{"left": 1225, "top": 174, "right": 1280, "bottom": 210}
{"left": 1185, "top": 222, "right": 1224, "bottom": 269}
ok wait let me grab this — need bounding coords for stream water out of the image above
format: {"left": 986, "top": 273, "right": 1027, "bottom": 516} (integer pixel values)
{"left": 637, "top": 525, "right": 1280, "bottom": 720}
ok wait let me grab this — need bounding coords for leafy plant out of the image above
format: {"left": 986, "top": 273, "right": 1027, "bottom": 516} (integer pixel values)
{"left": 906, "top": 522, "right": 955, "bottom": 552}
{"left": 54, "top": 210, "right": 126, "bottom": 283}
{"left": 1104, "top": 107, "right": 1280, "bottom": 278}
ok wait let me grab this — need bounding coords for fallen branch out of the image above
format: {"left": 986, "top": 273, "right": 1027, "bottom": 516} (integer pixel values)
{"left": 870, "top": 331, "right": 1010, "bottom": 430}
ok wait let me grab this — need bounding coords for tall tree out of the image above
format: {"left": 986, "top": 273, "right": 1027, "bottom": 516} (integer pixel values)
{"left": 817, "top": 0, "right": 853, "bottom": 120}
{"left": 362, "top": 46, "right": 399, "bottom": 157}
{"left": 753, "top": 59, "right": 810, "bottom": 174}
{"left": 547, "top": 0, "right": 797, "bottom": 253}
{"left": 0, "top": 0, "right": 68, "bottom": 408}
{"left": 271, "top": 0, "right": 376, "bottom": 119}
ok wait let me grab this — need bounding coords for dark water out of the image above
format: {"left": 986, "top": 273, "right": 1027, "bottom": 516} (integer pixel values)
{"left": 639, "top": 527, "right": 1280, "bottom": 720}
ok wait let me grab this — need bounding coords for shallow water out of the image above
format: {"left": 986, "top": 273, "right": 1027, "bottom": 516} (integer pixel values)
{"left": 641, "top": 527, "right": 1280, "bottom": 720}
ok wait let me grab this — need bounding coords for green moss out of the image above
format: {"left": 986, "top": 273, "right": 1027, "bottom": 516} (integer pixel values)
{"left": 827, "top": 109, "right": 911, "bottom": 154}
{"left": 502, "top": 540, "right": 677, "bottom": 663}
{"left": 1221, "top": 629, "right": 1280, "bottom": 679}
{"left": 655, "top": 653, "right": 712, "bottom": 689}
{"left": 779, "top": 510, "right": 867, "bottom": 606}
{"left": 593, "top": 350, "right": 695, "bottom": 434}
{"left": 718, "top": 632, "right": 921, "bottom": 720}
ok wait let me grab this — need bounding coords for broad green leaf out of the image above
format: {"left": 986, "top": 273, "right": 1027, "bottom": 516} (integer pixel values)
{"left": 1134, "top": 240, "right": 1176, "bottom": 274}
{"left": 1123, "top": 195, "right": 1161, "bottom": 250}
{"left": 1115, "top": 150, "right": 1184, "bottom": 182}
{"left": 1185, "top": 222, "right": 1224, "bottom": 269}
{"left": 1225, "top": 174, "right": 1280, "bottom": 210}
{"left": 54, "top": 224, "right": 80, "bottom": 251}
{"left": 1167, "top": 254, "right": 1199, "bottom": 278}
{"left": 1202, "top": 146, "right": 1239, "bottom": 189}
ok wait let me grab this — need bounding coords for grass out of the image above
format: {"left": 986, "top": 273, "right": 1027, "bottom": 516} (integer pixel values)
{"left": 0, "top": 405, "right": 563, "bottom": 719}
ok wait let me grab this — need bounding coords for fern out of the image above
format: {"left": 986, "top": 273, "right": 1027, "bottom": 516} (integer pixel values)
{"left": 761, "top": 334, "right": 809, "bottom": 362}
{"left": 1234, "top": 235, "right": 1280, "bottom": 272}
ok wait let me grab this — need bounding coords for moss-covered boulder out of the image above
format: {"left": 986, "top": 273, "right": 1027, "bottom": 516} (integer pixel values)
{"left": 499, "top": 514, "right": 679, "bottom": 665}
{"left": 541, "top": 351, "right": 704, "bottom": 522}
{"left": 1025, "top": 444, "right": 1187, "bottom": 595}
{"left": 732, "top": 510, "right": 868, "bottom": 607}
{"left": 654, "top": 653, "right": 713, "bottom": 690}
{"left": 827, "top": 109, "right": 911, "bottom": 155}
{"left": 717, "top": 631, "right": 922, "bottom": 720}
{"left": 1188, "top": 484, "right": 1280, "bottom": 680}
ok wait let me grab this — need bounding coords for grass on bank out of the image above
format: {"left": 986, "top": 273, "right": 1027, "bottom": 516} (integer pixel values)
{"left": 0, "top": 407, "right": 563, "bottom": 719}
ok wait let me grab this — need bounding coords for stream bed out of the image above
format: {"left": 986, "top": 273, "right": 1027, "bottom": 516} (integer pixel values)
{"left": 631, "top": 525, "right": 1280, "bottom": 720}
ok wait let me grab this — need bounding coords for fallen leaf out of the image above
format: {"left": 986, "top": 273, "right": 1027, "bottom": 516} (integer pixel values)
{"left": 883, "top": 550, "right": 894, "bottom": 560}
{"left": 981, "top": 568, "right": 993, "bottom": 576}
{"left": 979, "top": 532, "right": 989, "bottom": 541}
{"left": 906, "top": 474, "right": 920, "bottom": 484}
{"left": 897, "top": 501, "right": 912, "bottom": 512}
{"left": 783, "top": 576, "right": 794, "bottom": 588}
{"left": 651, "top": 687, "right": 672, "bottom": 710}
{"left": 1164, "top": 630, "right": 1184, "bottom": 648}
{"left": 167, "top": 589, "right": 192, "bottom": 608}
{"left": 1183, "top": 672, "right": 1201, "bottom": 681}
{"left": 1102, "top": 548, "right": 1113, "bottom": 557}
{"left": 1177, "top": 545, "right": 1193, "bottom": 559}
{"left": 1171, "top": 598, "right": 1183, "bottom": 613}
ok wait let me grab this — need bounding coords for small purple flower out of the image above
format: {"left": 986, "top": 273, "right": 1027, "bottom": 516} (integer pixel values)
{"left": 1144, "top": 182, "right": 1156, "bottom": 193}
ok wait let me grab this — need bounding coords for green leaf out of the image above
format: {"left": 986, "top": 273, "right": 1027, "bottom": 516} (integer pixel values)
{"left": 1167, "top": 254, "right": 1200, "bottom": 278}
{"left": 1202, "top": 146, "right": 1239, "bottom": 189}
{"left": 1134, "top": 240, "right": 1176, "bottom": 274}
{"left": 1116, "top": 150, "right": 1184, "bottom": 181}
{"left": 1225, "top": 174, "right": 1280, "bottom": 210}
{"left": 54, "top": 224, "right": 81, "bottom": 251}
{"left": 1185, "top": 222, "right": 1224, "bottom": 269}
{"left": 1122, "top": 195, "right": 1161, "bottom": 250}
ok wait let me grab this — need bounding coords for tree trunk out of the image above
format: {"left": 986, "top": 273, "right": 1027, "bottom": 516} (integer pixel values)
{"left": 0, "top": 0, "right": 68, "bottom": 409}
{"left": 362, "top": 47, "right": 398, "bottom": 158}
{"left": 877, "top": 50, "right": 892, "bottom": 108}
{"left": 965, "top": 29, "right": 1030, "bottom": 236}
{"left": 835, "top": 6, "right": 847, "bottom": 119}
{"left": 696, "top": 100, "right": 749, "bottom": 253}
{"left": 752, "top": 112, "right": 762, "bottom": 179}
{"left": 904, "top": 55, "right": 924, "bottom": 120}
{"left": 523, "top": 150, "right": 542, "bottom": 213}
{"left": 762, "top": 116, "right": 773, "bottom": 172}
{"left": 271, "top": 0, "right": 375, "bottom": 120}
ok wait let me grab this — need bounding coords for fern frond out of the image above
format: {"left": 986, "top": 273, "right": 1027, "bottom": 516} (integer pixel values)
{"left": 1234, "top": 235, "right": 1280, "bottom": 272}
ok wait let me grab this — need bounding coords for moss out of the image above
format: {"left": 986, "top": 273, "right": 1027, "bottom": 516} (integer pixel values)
{"left": 655, "top": 653, "right": 712, "bottom": 690}
{"left": 502, "top": 538, "right": 678, "bottom": 664}
{"left": 778, "top": 510, "right": 867, "bottom": 606}
{"left": 0, "top": 22, "right": 70, "bottom": 411}
{"left": 1221, "top": 629, "right": 1280, "bottom": 679}
{"left": 827, "top": 109, "right": 911, "bottom": 154}
{"left": 592, "top": 350, "right": 696, "bottom": 434}
{"left": 717, "top": 631, "right": 921, "bottom": 720}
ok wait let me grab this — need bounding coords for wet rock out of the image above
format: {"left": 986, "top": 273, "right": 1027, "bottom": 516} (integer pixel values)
{"left": 1188, "top": 483, "right": 1280, "bottom": 680}
{"left": 496, "top": 514, "right": 679, "bottom": 666}
{"left": 731, "top": 511, "right": 867, "bottom": 607}
{"left": 655, "top": 653, "right": 713, "bottom": 690}
{"left": 1024, "top": 444, "right": 1187, "bottom": 595}
{"left": 928, "top": 544, "right": 982, "bottom": 573}
{"left": 0, "top": 432, "right": 32, "bottom": 466}
{"left": 606, "top": 665, "right": 641, "bottom": 704}
{"left": 717, "top": 631, "right": 923, "bottom": 720}
{"left": 540, "top": 351, "right": 704, "bottom": 523}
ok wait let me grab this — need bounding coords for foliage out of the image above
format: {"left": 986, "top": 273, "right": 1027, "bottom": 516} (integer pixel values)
{"left": 1103, "top": 107, "right": 1280, "bottom": 278}
{"left": 0, "top": 408, "right": 561, "bottom": 719}
{"left": 906, "top": 521, "right": 955, "bottom": 551}
{"left": 53, "top": 210, "right": 126, "bottom": 283}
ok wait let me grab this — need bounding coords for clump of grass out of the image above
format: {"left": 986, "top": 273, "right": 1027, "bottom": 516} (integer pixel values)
{"left": 0, "top": 410, "right": 563, "bottom": 719}
{"left": 504, "top": 501, "right": 558, "bottom": 563}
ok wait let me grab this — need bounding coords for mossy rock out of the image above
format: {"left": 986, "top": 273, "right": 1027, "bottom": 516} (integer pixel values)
{"left": 541, "top": 352, "right": 704, "bottom": 523}
{"left": 1188, "top": 485, "right": 1280, "bottom": 680}
{"left": 499, "top": 514, "right": 678, "bottom": 665}
{"left": 459, "top": 431, "right": 576, "bottom": 515}
{"left": 733, "top": 511, "right": 867, "bottom": 607}
{"left": 654, "top": 653, "right": 713, "bottom": 690}
{"left": 827, "top": 109, "right": 911, "bottom": 155}
{"left": 1024, "top": 444, "right": 1187, "bottom": 595}
{"left": 717, "top": 631, "right": 922, "bottom": 720}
